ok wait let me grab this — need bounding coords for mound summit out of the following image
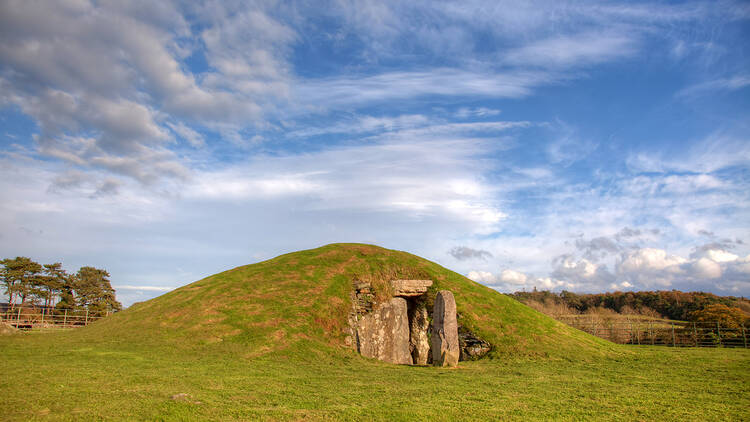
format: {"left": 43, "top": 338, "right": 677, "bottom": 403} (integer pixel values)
{"left": 90, "top": 244, "right": 613, "bottom": 360}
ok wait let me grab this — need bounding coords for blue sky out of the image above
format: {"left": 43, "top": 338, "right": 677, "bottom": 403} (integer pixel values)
{"left": 1, "top": 0, "right": 749, "bottom": 306}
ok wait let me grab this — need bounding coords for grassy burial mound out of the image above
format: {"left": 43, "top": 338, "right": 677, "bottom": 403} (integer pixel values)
{"left": 83, "top": 243, "right": 614, "bottom": 360}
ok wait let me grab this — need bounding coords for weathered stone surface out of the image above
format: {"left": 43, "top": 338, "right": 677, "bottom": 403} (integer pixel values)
{"left": 458, "top": 325, "right": 491, "bottom": 360}
{"left": 391, "top": 279, "right": 433, "bottom": 297}
{"left": 409, "top": 304, "right": 430, "bottom": 365}
{"left": 356, "top": 297, "right": 411, "bottom": 364}
{"left": 431, "top": 290, "right": 459, "bottom": 367}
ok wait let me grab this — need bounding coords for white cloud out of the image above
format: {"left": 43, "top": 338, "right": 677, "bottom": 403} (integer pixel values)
{"left": 467, "top": 270, "right": 497, "bottom": 284}
{"left": 626, "top": 133, "right": 750, "bottom": 174}
{"left": 692, "top": 248, "right": 739, "bottom": 263}
{"left": 677, "top": 74, "right": 750, "bottom": 98}
{"left": 618, "top": 248, "right": 687, "bottom": 273}
{"left": 455, "top": 107, "right": 502, "bottom": 118}
{"left": 686, "top": 257, "right": 722, "bottom": 279}
{"left": 504, "top": 32, "right": 637, "bottom": 68}
{"left": 469, "top": 244, "right": 749, "bottom": 294}
{"left": 297, "top": 69, "right": 556, "bottom": 107}
{"left": 609, "top": 281, "right": 633, "bottom": 290}
{"left": 499, "top": 269, "right": 528, "bottom": 285}
{"left": 181, "top": 133, "right": 509, "bottom": 235}
{"left": 188, "top": 171, "right": 324, "bottom": 200}
{"left": 0, "top": 0, "right": 295, "bottom": 184}
{"left": 467, "top": 267, "right": 574, "bottom": 292}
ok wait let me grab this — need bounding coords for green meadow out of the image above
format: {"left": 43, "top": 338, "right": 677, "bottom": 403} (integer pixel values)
{"left": 2, "top": 245, "right": 748, "bottom": 421}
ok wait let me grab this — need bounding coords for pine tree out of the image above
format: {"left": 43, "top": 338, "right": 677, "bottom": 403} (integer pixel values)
{"left": 73, "top": 266, "right": 122, "bottom": 316}
{"left": 1, "top": 257, "right": 43, "bottom": 308}
{"left": 42, "top": 263, "right": 68, "bottom": 308}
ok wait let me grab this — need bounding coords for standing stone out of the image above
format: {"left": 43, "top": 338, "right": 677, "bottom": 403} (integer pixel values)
{"left": 409, "top": 304, "right": 430, "bottom": 365}
{"left": 431, "top": 290, "right": 459, "bottom": 367}
{"left": 356, "top": 297, "right": 411, "bottom": 364}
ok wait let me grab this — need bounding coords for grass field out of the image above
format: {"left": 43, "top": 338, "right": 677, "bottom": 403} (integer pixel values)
{"left": 1, "top": 244, "right": 748, "bottom": 420}
{"left": 1, "top": 332, "right": 748, "bottom": 421}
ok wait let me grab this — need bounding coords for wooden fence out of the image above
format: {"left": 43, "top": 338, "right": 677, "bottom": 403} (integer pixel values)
{"left": 558, "top": 316, "right": 748, "bottom": 348}
{"left": 1, "top": 307, "right": 105, "bottom": 330}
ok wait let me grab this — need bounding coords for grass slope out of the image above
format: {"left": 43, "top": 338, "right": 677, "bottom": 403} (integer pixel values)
{"left": 86, "top": 243, "right": 614, "bottom": 359}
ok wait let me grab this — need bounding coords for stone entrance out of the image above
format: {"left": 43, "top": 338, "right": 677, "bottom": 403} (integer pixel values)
{"left": 350, "top": 279, "right": 433, "bottom": 365}
{"left": 349, "top": 279, "right": 487, "bottom": 366}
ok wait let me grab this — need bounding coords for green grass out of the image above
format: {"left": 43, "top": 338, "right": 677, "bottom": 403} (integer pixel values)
{"left": 1, "top": 244, "right": 748, "bottom": 420}
{"left": 1, "top": 333, "right": 748, "bottom": 421}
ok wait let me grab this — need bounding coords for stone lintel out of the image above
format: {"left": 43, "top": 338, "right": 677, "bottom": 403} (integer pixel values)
{"left": 391, "top": 279, "right": 433, "bottom": 297}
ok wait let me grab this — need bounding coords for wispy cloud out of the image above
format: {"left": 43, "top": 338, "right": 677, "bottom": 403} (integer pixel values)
{"left": 626, "top": 132, "right": 750, "bottom": 174}
{"left": 297, "top": 69, "right": 557, "bottom": 107}
{"left": 504, "top": 32, "right": 638, "bottom": 68}
{"left": 676, "top": 74, "right": 750, "bottom": 98}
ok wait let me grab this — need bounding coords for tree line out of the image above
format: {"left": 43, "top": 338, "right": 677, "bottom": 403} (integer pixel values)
{"left": 510, "top": 289, "right": 749, "bottom": 323}
{"left": 1, "top": 257, "right": 121, "bottom": 317}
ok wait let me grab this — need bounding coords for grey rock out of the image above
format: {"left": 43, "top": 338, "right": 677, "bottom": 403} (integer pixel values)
{"left": 431, "top": 290, "right": 459, "bottom": 367}
{"left": 356, "top": 297, "right": 411, "bottom": 364}
{"left": 458, "top": 325, "right": 491, "bottom": 360}
{"left": 409, "top": 304, "right": 430, "bottom": 365}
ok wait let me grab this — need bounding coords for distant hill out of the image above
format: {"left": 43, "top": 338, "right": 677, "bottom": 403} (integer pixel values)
{"left": 511, "top": 289, "right": 750, "bottom": 321}
{"left": 76, "top": 244, "right": 616, "bottom": 359}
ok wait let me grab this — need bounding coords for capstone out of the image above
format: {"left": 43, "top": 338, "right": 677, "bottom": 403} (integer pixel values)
{"left": 391, "top": 279, "right": 432, "bottom": 297}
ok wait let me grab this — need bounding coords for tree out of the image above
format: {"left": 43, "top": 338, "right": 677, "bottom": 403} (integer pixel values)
{"left": 73, "top": 266, "right": 122, "bottom": 316}
{"left": 690, "top": 304, "right": 746, "bottom": 329}
{"left": 55, "top": 277, "right": 77, "bottom": 311}
{"left": 41, "top": 263, "right": 68, "bottom": 308}
{"left": 1, "top": 257, "right": 43, "bottom": 308}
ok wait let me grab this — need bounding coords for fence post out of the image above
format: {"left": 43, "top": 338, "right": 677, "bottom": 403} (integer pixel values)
{"left": 636, "top": 323, "right": 640, "bottom": 345}
{"left": 41, "top": 307, "right": 45, "bottom": 325}
{"left": 716, "top": 321, "right": 721, "bottom": 347}
{"left": 17, "top": 307, "right": 21, "bottom": 326}
{"left": 743, "top": 325, "right": 747, "bottom": 349}
{"left": 671, "top": 323, "right": 676, "bottom": 347}
{"left": 693, "top": 322, "right": 698, "bottom": 347}
{"left": 63, "top": 309, "right": 68, "bottom": 327}
{"left": 629, "top": 322, "right": 633, "bottom": 344}
{"left": 650, "top": 323, "right": 654, "bottom": 345}
{"left": 85, "top": 309, "right": 89, "bottom": 325}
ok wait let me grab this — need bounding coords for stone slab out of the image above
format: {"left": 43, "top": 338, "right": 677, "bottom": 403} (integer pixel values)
{"left": 391, "top": 279, "right": 433, "bottom": 297}
{"left": 356, "top": 297, "right": 411, "bottom": 364}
